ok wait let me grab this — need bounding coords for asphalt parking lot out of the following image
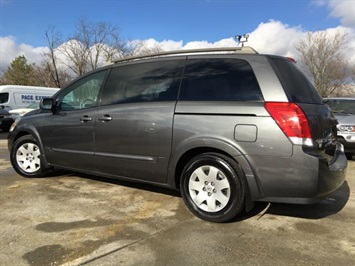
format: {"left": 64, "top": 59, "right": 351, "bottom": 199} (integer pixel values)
{"left": 0, "top": 131, "right": 354, "bottom": 266}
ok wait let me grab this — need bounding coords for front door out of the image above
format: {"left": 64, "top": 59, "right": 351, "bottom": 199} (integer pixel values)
{"left": 42, "top": 70, "right": 108, "bottom": 171}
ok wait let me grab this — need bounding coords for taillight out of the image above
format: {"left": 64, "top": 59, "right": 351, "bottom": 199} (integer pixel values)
{"left": 265, "top": 102, "right": 313, "bottom": 147}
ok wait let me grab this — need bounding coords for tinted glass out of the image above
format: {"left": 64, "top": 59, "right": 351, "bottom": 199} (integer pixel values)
{"left": 101, "top": 60, "right": 184, "bottom": 106}
{"left": 179, "top": 59, "right": 263, "bottom": 101}
{"left": 270, "top": 57, "right": 323, "bottom": 104}
{"left": 0, "top": 93, "right": 9, "bottom": 104}
{"left": 326, "top": 99, "right": 355, "bottom": 114}
{"left": 58, "top": 70, "right": 107, "bottom": 111}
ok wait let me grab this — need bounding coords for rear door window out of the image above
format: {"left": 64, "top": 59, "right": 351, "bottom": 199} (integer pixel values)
{"left": 101, "top": 59, "right": 185, "bottom": 106}
{"left": 179, "top": 58, "right": 263, "bottom": 101}
{"left": 269, "top": 57, "right": 323, "bottom": 104}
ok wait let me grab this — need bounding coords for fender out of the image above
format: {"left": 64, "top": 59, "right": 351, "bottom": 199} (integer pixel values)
{"left": 8, "top": 114, "right": 51, "bottom": 169}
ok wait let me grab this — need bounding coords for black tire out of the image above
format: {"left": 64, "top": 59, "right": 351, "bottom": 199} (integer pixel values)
{"left": 10, "top": 135, "right": 51, "bottom": 177}
{"left": 180, "top": 153, "right": 245, "bottom": 223}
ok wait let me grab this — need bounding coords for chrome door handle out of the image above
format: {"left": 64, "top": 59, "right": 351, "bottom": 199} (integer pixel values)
{"left": 80, "top": 115, "right": 92, "bottom": 122}
{"left": 98, "top": 114, "right": 112, "bottom": 122}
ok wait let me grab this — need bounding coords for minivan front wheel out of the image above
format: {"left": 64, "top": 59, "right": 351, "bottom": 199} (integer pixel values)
{"left": 10, "top": 135, "right": 50, "bottom": 177}
{"left": 180, "top": 153, "right": 245, "bottom": 223}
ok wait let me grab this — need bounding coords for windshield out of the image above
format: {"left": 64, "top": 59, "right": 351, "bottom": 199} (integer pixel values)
{"left": 28, "top": 102, "right": 40, "bottom": 109}
{"left": 326, "top": 99, "right": 355, "bottom": 114}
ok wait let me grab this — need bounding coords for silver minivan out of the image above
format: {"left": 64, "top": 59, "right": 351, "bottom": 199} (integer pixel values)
{"left": 8, "top": 47, "right": 347, "bottom": 222}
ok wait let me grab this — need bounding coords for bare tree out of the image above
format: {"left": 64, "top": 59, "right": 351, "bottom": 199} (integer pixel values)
{"left": 296, "top": 31, "right": 350, "bottom": 97}
{"left": 58, "top": 18, "right": 126, "bottom": 77}
{"left": 42, "top": 25, "right": 64, "bottom": 87}
{"left": 19, "top": 19, "right": 166, "bottom": 86}
{"left": 30, "top": 63, "right": 71, "bottom": 88}
{"left": 58, "top": 38, "right": 89, "bottom": 77}
{"left": 88, "top": 21, "right": 126, "bottom": 68}
{"left": 123, "top": 39, "right": 164, "bottom": 58}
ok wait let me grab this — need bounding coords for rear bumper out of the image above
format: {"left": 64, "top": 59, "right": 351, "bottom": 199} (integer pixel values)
{"left": 314, "top": 142, "right": 347, "bottom": 198}
{"left": 246, "top": 142, "right": 347, "bottom": 204}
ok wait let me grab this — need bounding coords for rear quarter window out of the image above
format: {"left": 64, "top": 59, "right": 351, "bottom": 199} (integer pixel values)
{"left": 269, "top": 57, "right": 323, "bottom": 104}
{"left": 179, "top": 58, "right": 263, "bottom": 101}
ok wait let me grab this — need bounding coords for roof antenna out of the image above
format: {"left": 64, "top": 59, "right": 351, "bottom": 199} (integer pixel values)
{"left": 235, "top": 34, "right": 249, "bottom": 47}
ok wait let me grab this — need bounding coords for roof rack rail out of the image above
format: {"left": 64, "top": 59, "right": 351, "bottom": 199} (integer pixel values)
{"left": 113, "top": 46, "right": 258, "bottom": 63}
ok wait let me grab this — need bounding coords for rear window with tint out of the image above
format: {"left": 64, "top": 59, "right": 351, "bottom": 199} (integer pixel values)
{"left": 101, "top": 60, "right": 184, "bottom": 105}
{"left": 269, "top": 57, "right": 323, "bottom": 104}
{"left": 179, "top": 59, "right": 263, "bottom": 101}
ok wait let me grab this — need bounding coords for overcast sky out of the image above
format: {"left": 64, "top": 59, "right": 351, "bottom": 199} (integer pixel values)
{"left": 0, "top": 0, "right": 354, "bottom": 73}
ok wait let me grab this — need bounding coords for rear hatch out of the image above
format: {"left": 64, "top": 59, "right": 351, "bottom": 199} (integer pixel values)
{"left": 268, "top": 56, "right": 339, "bottom": 160}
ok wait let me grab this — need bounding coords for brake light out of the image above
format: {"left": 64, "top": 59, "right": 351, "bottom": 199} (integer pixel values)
{"left": 265, "top": 102, "right": 313, "bottom": 146}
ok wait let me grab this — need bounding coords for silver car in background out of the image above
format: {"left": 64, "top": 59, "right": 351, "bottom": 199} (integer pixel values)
{"left": 325, "top": 98, "right": 355, "bottom": 159}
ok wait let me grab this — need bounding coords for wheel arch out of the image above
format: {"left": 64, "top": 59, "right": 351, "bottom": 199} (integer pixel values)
{"left": 10, "top": 124, "right": 50, "bottom": 169}
{"left": 168, "top": 138, "right": 263, "bottom": 212}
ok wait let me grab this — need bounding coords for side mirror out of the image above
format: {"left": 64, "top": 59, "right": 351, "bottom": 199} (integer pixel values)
{"left": 40, "top": 98, "right": 55, "bottom": 110}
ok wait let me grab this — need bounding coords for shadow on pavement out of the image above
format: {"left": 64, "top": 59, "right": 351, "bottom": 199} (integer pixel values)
{"left": 0, "top": 131, "right": 9, "bottom": 140}
{"left": 26, "top": 141, "right": 350, "bottom": 223}
{"left": 264, "top": 181, "right": 350, "bottom": 219}
{"left": 46, "top": 168, "right": 350, "bottom": 223}
{"left": 58, "top": 171, "right": 181, "bottom": 197}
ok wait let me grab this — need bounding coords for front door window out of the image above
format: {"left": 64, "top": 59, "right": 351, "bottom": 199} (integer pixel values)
{"left": 59, "top": 71, "right": 107, "bottom": 111}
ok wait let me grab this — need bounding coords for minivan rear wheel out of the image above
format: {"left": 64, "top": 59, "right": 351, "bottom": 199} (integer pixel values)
{"left": 10, "top": 135, "right": 51, "bottom": 177}
{"left": 180, "top": 153, "right": 245, "bottom": 223}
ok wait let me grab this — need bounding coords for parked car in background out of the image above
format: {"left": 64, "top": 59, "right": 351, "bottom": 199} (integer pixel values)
{"left": 325, "top": 97, "right": 355, "bottom": 159}
{"left": 0, "top": 108, "right": 15, "bottom": 132}
{"left": 9, "top": 102, "right": 40, "bottom": 119}
{"left": 8, "top": 47, "right": 348, "bottom": 222}
{"left": 0, "top": 85, "right": 59, "bottom": 111}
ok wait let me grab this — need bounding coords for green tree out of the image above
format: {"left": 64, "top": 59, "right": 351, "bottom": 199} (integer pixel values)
{"left": 1, "top": 55, "right": 34, "bottom": 85}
